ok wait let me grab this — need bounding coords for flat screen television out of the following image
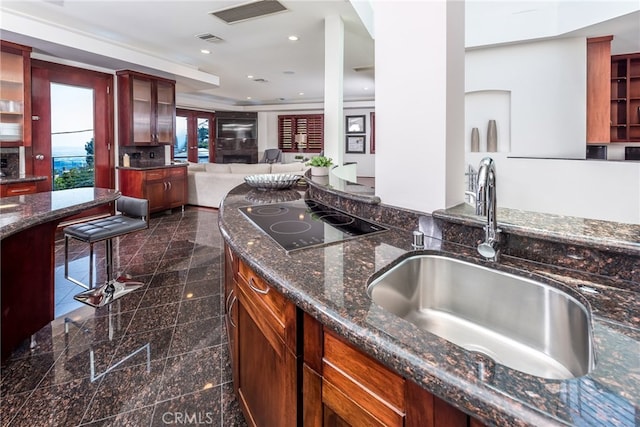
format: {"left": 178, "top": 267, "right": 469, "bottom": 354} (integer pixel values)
{"left": 216, "top": 118, "right": 256, "bottom": 140}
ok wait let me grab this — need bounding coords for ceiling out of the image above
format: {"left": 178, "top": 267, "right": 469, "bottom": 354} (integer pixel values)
{"left": 1, "top": 0, "right": 375, "bottom": 110}
{"left": 0, "top": 1, "right": 638, "bottom": 111}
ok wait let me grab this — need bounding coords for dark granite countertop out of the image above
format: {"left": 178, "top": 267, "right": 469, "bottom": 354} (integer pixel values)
{"left": 116, "top": 162, "right": 187, "bottom": 171}
{"left": 0, "top": 187, "right": 120, "bottom": 240}
{"left": 434, "top": 203, "right": 640, "bottom": 256}
{"left": 0, "top": 174, "right": 47, "bottom": 185}
{"left": 219, "top": 184, "right": 640, "bottom": 427}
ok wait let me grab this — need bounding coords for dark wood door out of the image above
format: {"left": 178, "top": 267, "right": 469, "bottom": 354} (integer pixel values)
{"left": 30, "top": 60, "right": 114, "bottom": 203}
{"left": 175, "top": 108, "right": 215, "bottom": 163}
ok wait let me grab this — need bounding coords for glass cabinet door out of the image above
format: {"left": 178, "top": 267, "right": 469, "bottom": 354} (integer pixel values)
{"left": 132, "top": 76, "right": 153, "bottom": 144}
{"left": 0, "top": 48, "right": 26, "bottom": 145}
{"left": 155, "top": 80, "right": 175, "bottom": 144}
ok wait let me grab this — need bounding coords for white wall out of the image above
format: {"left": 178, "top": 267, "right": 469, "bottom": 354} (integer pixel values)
{"left": 466, "top": 37, "right": 587, "bottom": 158}
{"left": 374, "top": 0, "right": 465, "bottom": 214}
{"left": 259, "top": 108, "right": 376, "bottom": 177}
{"left": 466, "top": 152, "right": 640, "bottom": 224}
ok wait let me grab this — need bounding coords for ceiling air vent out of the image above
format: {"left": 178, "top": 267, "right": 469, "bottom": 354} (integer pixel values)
{"left": 196, "top": 33, "right": 225, "bottom": 43}
{"left": 210, "top": 0, "right": 287, "bottom": 24}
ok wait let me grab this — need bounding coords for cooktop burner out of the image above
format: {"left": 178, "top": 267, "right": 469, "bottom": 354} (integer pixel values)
{"left": 239, "top": 199, "right": 388, "bottom": 252}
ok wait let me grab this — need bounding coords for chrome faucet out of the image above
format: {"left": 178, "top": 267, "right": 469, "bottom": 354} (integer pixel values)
{"left": 476, "top": 157, "right": 500, "bottom": 260}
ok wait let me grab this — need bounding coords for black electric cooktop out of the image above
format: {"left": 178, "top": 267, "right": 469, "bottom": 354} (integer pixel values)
{"left": 239, "top": 199, "right": 388, "bottom": 252}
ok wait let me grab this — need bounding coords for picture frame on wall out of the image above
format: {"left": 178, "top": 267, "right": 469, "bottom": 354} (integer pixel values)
{"left": 346, "top": 135, "right": 366, "bottom": 153}
{"left": 346, "top": 115, "right": 365, "bottom": 134}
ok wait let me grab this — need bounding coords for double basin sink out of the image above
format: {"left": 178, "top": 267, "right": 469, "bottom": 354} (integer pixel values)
{"left": 367, "top": 254, "right": 595, "bottom": 380}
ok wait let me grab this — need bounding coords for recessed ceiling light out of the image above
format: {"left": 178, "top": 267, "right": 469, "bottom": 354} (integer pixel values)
{"left": 247, "top": 75, "right": 254, "bottom": 79}
{"left": 200, "top": 49, "right": 211, "bottom": 54}
{"left": 299, "top": 92, "right": 304, "bottom": 95}
{"left": 288, "top": 35, "right": 299, "bottom": 41}
{"left": 246, "top": 96, "right": 252, "bottom": 100}
{"left": 364, "top": 87, "right": 369, "bottom": 90}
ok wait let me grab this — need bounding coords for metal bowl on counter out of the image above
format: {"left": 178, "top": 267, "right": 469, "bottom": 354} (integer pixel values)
{"left": 244, "top": 173, "right": 302, "bottom": 190}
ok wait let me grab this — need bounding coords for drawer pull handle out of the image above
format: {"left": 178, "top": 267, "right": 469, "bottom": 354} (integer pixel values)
{"left": 228, "top": 295, "right": 237, "bottom": 328}
{"left": 11, "top": 188, "right": 31, "bottom": 193}
{"left": 248, "top": 277, "right": 269, "bottom": 295}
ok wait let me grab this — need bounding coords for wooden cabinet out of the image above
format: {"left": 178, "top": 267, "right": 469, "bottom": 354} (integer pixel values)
{"left": 611, "top": 53, "right": 640, "bottom": 142}
{"left": 302, "top": 313, "right": 486, "bottom": 427}
{"left": 0, "top": 41, "right": 31, "bottom": 148}
{"left": 224, "top": 243, "right": 239, "bottom": 391}
{"left": 226, "top": 248, "right": 487, "bottom": 427}
{"left": 117, "top": 70, "right": 175, "bottom": 146}
{"left": 234, "top": 258, "right": 298, "bottom": 427}
{"left": 586, "top": 36, "right": 612, "bottom": 143}
{"left": 1, "top": 181, "right": 38, "bottom": 197}
{"left": 118, "top": 166, "right": 186, "bottom": 213}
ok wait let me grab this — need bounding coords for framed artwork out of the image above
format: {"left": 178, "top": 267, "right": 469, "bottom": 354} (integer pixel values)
{"left": 370, "top": 112, "right": 375, "bottom": 154}
{"left": 346, "top": 115, "right": 365, "bottom": 134}
{"left": 346, "top": 135, "right": 366, "bottom": 153}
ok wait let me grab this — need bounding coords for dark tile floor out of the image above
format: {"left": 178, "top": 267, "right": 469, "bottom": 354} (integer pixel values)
{"left": 1, "top": 207, "right": 247, "bottom": 426}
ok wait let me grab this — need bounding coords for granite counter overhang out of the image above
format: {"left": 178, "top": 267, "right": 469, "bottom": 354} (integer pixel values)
{"left": 115, "top": 162, "right": 187, "bottom": 171}
{"left": 0, "top": 187, "right": 120, "bottom": 239}
{"left": 218, "top": 184, "right": 640, "bottom": 427}
{"left": 0, "top": 174, "right": 47, "bottom": 185}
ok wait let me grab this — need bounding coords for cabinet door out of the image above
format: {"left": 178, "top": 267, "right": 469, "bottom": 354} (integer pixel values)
{"left": 0, "top": 41, "right": 31, "bottom": 148}
{"left": 155, "top": 80, "right": 175, "bottom": 144}
{"left": 224, "top": 245, "right": 239, "bottom": 391}
{"left": 165, "top": 168, "right": 186, "bottom": 208}
{"left": 144, "top": 179, "right": 167, "bottom": 212}
{"left": 236, "top": 292, "right": 296, "bottom": 427}
{"left": 132, "top": 76, "right": 154, "bottom": 144}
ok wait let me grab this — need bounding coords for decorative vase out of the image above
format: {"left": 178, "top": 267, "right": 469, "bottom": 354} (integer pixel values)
{"left": 487, "top": 120, "right": 497, "bottom": 152}
{"left": 470, "top": 127, "right": 480, "bottom": 152}
{"left": 311, "top": 166, "right": 329, "bottom": 176}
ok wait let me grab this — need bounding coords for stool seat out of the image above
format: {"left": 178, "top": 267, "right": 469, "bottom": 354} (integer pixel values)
{"left": 64, "top": 195, "right": 149, "bottom": 303}
{"left": 65, "top": 216, "right": 148, "bottom": 243}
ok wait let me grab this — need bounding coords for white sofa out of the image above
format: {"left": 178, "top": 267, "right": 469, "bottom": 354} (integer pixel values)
{"left": 187, "top": 162, "right": 308, "bottom": 208}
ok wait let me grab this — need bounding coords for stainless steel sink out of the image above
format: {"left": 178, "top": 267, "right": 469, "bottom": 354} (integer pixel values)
{"left": 367, "top": 254, "right": 595, "bottom": 380}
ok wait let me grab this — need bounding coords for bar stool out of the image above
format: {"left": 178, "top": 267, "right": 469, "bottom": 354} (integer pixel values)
{"left": 64, "top": 195, "right": 149, "bottom": 308}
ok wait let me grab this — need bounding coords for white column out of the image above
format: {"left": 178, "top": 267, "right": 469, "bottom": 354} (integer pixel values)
{"left": 374, "top": 0, "right": 465, "bottom": 213}
{"left": 323, "top": 14, "right": 344, "bottom": 167}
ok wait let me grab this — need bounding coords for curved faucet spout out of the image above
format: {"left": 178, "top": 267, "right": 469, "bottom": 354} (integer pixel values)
{"left": 476, "top": 157, "right": 500, "bottom": 260}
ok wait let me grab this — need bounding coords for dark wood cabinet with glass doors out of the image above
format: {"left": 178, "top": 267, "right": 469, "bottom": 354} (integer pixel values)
{"left": 117, "top": 70, "right": 175, "bottom": 146}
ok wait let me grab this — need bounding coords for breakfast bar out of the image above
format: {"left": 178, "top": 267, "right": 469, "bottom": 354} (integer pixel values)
{"left": 0, "top": 187, "right": 120, "bottom": 360}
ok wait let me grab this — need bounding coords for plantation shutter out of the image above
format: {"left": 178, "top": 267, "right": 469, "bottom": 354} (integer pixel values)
{"left": 277, "top": 114, "right": 324, "bottom": 152}
{"left": 278, "top": 116, "right": 294, "bottom": 150}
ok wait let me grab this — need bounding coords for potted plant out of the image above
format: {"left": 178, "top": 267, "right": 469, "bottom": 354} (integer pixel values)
{"left": 306, "top": 155, "right": 333, "bottom": 176}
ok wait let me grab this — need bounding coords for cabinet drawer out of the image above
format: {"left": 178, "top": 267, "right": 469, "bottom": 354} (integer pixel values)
{"left": 166, "top": 167, "right": 185, "bottom": 177}
{"left": 144, "top": 170, "right": 165, "bottom": 181}
{"left": 237, "top": 259, "right": 287, "bottom": 327}
{"left": 2, "top": 182, "right": 37, "bottom": 196}
{"left": 323, "top": 331, "right": 405, "bottom": 424}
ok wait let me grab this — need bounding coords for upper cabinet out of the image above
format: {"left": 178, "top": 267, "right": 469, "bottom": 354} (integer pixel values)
{"left": 611, "top": 53, "right": 640, "bottom": 142}
{"left": 586, "top": 36, "right": 612, "bottom": 144}
{"left": 0, "top": 41, "right": 32, "bottom": 147}
{"left": 117, "top": 70, "right": 176, "bottom": 146}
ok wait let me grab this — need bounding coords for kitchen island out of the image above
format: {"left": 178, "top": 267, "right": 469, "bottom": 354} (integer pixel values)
{"left": 0, "top": 187, "right": 120, "bottom": 360}
{"left": 218, "top": 181, "right": 639, "bottom": 426}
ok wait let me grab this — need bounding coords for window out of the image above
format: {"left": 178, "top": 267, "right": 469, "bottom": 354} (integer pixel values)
{"left": 278, "top": 114, "right": 324, "bottom": 152}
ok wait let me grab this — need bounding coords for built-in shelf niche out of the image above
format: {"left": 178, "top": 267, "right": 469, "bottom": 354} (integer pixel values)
{"left": 465, "top": 90, "right": 511, "bottom": 153}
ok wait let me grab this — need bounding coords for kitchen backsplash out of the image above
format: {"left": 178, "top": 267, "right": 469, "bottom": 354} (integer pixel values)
{"left": 0, "top": 149, "right": 20, "bottom": 178}
{"left": 119, "top": 146, "right": 166, "bottom": 168}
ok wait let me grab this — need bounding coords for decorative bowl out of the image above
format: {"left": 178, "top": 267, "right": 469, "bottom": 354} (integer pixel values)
{"left": 244, "top": 173, "right": 302, "bottom": 190}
